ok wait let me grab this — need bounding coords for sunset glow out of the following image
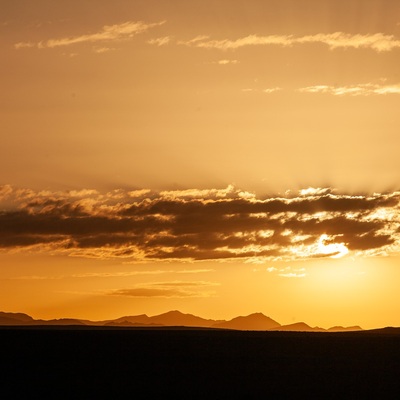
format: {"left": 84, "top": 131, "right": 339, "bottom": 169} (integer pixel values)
{"left": 1, "top": 0, "right": 400, "bottom": 330}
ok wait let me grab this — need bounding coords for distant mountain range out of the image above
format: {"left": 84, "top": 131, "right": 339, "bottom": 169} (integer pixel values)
{"left": 0, "top": 310, "right": 363, "bottom": 332}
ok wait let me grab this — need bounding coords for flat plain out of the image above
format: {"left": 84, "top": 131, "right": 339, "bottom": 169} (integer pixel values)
{"left": 1, "top": 326, "right": 400, "bottom": 398}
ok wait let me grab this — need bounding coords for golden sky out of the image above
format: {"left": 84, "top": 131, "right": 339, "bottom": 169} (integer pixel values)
{"left": 1, "top": 0, "right": 400, "bottom": 329}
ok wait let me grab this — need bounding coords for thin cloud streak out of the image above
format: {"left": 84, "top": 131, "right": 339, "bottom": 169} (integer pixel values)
{"left": 278, "top": 273, "right": 307, "bottom": 278}
{"left": 263, "top": 87, "right": 282, "bottom": 93}
{"left": 216, "top": 59, "right": 239, "bottom": 65}
{"left": 299, "top": 83, "right": 400, "bottom": 96}
{"left": 242, "top": 87, "right": 282, "bottom": 94}
{"left": 183, "top": 32, "right": 400, "bottom": 52}
{"left": 107, "top": 281, "right": 218, "bottom": 298}
{"left": 1, "top": 185, "right": 399, "bottom": 263}
{"left": 147, "top": 36, "right": 171, "bottom": 46}
{"left": 8, "top": 269, "right": 214, "bottom": 281}
{"left": 15, "top": 21, "right": 165, "bottom": 49}
{"left": 266, "top": 266, "right": 307, "bottom": 278}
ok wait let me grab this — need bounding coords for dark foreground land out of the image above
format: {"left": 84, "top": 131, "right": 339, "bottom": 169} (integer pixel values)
{"left": 1, "top": 326, "right": 400, "bottom": 398}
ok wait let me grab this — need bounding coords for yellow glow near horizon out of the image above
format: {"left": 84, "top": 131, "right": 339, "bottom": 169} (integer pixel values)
{"left": 1, "top": 0, "right": 400, "bottom": 330}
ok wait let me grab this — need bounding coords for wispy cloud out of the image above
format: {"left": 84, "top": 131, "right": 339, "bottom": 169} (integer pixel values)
{"left": 147, "top": 36, "right": 171, "bottom": 46}
{"left": 299, "top": 83, "right": 400, "bottom": 96}
{"left": 10, "top": 269, "right": 214, "bottom": 281}
{"left": 278, "top": 272, "right": 307, "bottom": 278}
{"left": 107, "top": 281, "right": 218, "bottom": 298}
{"left": 242, "top": 87, "right": 282, "bottom": 94}
{"left": 93, "top": 46, "right": 116, "bottom": 54}
{"left": 0, "top": 184, "right": 13, "bottom": 200}
{"left": 263, "top": 87, "right": 282, "bottom": 93}
{"left": 215, "top": 59, "right": 239, "bottom": 65}
{"left": 178, "top": 35, "right": 209, "bottom": 46}
{"left": 182, "top": 32, "right": 400, "bottom": 52}
{"left": 1, "top": 185, "right": 399, "bottom": 263}
{"left": 14, "top": 42, "right": 36, "bottom": 49}
{"left": 266, "top": 266, "right": 307, "bottom": 278}
{"left": 15, "top": 20, "right": 165, "bottom": 50}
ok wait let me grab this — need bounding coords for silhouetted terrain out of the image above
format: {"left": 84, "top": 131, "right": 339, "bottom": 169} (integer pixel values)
{"left": 271, "top": 321, "right": 325, "bottom": 332}
{"left": 0, "top": 310, "right": 362, "bottom": 331}
{"left": 1, "top": 326, "right": 400, "bottom": 398}
{"left": 213, "top": 312, "right": 281, "bottom": 330}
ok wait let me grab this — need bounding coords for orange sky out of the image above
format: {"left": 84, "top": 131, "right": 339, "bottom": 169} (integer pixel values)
{"left": 1, "top": 0, "right": 400, "bottom": 329}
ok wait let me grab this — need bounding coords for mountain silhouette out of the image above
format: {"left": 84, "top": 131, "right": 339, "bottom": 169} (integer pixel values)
{"left": 38, "top": 318, "right": 85, "bottom": 326}
{"left": 0, "top": 311, "right": 34, "bottom": 325}
{"left": 104, "top": 321, "right": 163, "bottom": 327}
{"left": 102, "top": 314, "right": 153, "bottom": 326}
{"left": 327, "top": 325, "right": 363, "bottom": 332}
{"left": 0, "top": 310, "right": 364, "bottom": 332}
{"left": 148, "top": 310, "right": 222, "bottom": 327}
{"left": 272, "top": 322, "right": 325, "bottom": 332}
{"left": 212, "top": 313, "right": 281, "bottom": 331}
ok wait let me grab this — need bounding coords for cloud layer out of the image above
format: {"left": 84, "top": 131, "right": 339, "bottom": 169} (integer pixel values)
{"left": 107, "top": 281, "right": 218, "bottom": 298}
{"left": 299, "top": 83, "right": 400, "bottom": 96}
{"left": 1, "top": 185, "right": 399, "bottom": 263}
{"left": 15, "top": 21, "right": 165, "bottom": 49}
{"left": 183, "top": 32, "right": 400, "bottom": 52}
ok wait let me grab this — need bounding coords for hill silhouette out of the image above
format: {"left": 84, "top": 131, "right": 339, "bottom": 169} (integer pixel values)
{"left": 111, "top": 314, "right": 152, "bottom": 325}
{"left": 213, "top": 312, "right": 281, "bottom": 330}
{"left": 100, "top": 310, "right": 222, "bottom": 327}
{"left": 328, "top": 325, "right": 363, "bottom": 332}
{"left": 272, "top": 322, "right": 325, "bottom": 332}
{"left": 0, "top": 311, "right": 34, "bottom": 325}
{"left": 147, "top": 310, "right": 222, "bottom": 327}
{"left": 0, "top": 310, "right": 365, "bottom": 332}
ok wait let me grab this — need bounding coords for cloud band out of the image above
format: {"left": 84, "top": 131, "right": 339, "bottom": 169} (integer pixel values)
{"left": 1, "top": 185, "right": 399, "bottom": 263}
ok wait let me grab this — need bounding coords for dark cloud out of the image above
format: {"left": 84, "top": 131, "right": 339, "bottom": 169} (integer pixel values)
{"left": 0, "top": 185, "right": 399, "bottom": 261}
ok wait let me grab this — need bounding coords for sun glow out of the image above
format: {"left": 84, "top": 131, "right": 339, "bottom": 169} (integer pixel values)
{"left": 290, "top": 234, "right": 349, "bottom": 259}
{"left": 2, "top": 0, "right": 400, "bottom": 330}
{"left": 317, "top": 234, "right": 349, "bottom": 258}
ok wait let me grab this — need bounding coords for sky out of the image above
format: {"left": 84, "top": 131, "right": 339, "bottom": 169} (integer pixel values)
{"left": 1, "top": 0, "right": 400, "bottom": 329}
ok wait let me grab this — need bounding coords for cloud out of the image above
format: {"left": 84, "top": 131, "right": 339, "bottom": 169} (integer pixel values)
{"left": 299, "top": 83, "right": 400, "bottom": 96}
{"left": 147, "top": 36, "right": 171, "bottom": 46}
{"left": 14, "top": 42, "right": 36, "bottom": 49}
{"left": 14, "top": 20, "right": 165, "bottom": 50}
{"left": 0, "top": 185, "right": 399, "bottom": 262}
{"left": 215, "top": 59, "right": 239, "bottom": 65}
{"left": 0, "top": 184, "right": 13, "bottom": 200}
{"left": 107, "top": 281, "right": 218, "bottom": 298}
{"left": 278, "top": 272, "right": 307, "bottom": 278}
{"left": 183, "top": 34, "right": 293, "bottom": 49}
{"left": 183, "top": 32, "right": 400, "bottom": 52}
{"left": 178, "top": 35, "right": 209, "bottom": 45}
{"left": 93, "top": 47, "right": 116, "bottom": 54}
{"left": 299, "top": 188, "right": 332, "bottom": 196}
{"left": 263, "top": 87, "right": 282, "bottom": 93}
{"left": 276, "top": 266, "right": 307, "bottom": 278}
{"left": 242, "top": 87, "right": 282, "bottom": 94}
{"left": 10, "top": 268, "right": 213, "bottom": 281}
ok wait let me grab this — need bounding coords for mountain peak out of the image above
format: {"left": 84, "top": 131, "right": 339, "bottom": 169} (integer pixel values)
{"left": 213, "top": 313, "right": 281, "bottom": 331}
{"left": 0, "top": 311, "right": 34, "bottom": 322}
{"left": 162, "top": 310, "right": 185, "bottom": 316}
{"left": 150, "top": 310, "right": 220, "bottom": 327}
{"left": 0, "top": 310, "right": 365, "bottom": 332}
{"left": 247, "top": 312, "right": 266, "bottom": 317}
{"left": 272, "top": 322, "right": 326, "bottom": 332}
{"left": 328, "top": 325, "right": 363, "bottom": 332}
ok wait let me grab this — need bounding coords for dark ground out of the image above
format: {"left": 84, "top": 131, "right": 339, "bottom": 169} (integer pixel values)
{"left": 1, "top": 326, "right": 400, "bottom": 398}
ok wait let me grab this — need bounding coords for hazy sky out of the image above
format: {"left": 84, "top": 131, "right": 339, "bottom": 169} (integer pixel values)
{"left": 1, "top": 0, "right": 400, "bottom": 328}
